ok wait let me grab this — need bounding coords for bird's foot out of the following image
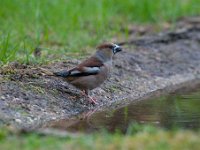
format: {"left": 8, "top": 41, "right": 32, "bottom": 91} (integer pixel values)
{"left": 87, "top": 95, "right": 98, "bottom": 104}
{"left": 80, "top": 91, "right": 98, "bottom": 105}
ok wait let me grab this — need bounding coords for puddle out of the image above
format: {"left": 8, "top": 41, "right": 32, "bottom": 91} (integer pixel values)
{"left": 44, "top": 89, "right": 200, "bottom": 133}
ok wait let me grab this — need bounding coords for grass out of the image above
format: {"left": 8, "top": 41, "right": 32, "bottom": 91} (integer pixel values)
{"left": 0, "top": 0, "right": 200, "bottom": 64}
{"left": 0, "top": 125, "right": 199, "bottom": 150}
{"left": 0, "top": 1, "right": 200, "bottom": 149}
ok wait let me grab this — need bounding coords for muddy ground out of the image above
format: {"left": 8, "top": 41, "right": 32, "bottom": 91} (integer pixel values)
{"left": 0, "top": 17, "right": 200, "bottom": 130}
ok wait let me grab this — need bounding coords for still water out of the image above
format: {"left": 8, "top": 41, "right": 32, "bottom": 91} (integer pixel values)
{"left": 46, "top": 89, "right": 200, "bottom": 133}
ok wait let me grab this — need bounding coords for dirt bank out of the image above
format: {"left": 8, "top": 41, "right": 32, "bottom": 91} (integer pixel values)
{"left": 1, "top": 17, "right": 200, "bottom": 129}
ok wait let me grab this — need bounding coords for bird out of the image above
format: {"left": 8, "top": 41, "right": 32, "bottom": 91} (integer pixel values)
{"left": 53, "top": 43, "right": 122, "bottom": 104}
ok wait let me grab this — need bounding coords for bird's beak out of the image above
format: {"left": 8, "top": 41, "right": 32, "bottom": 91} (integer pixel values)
{"left": 113, "top": 45, "right": 122, "bottom": 54}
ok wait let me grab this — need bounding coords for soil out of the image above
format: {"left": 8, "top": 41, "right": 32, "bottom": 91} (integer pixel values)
{"left": 0, "top": 17, "right": 200, "bottom": 130}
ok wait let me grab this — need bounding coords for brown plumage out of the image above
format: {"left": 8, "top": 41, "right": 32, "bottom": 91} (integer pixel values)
{"left": 54, "top": 43, "right": 122, "bottom": 104}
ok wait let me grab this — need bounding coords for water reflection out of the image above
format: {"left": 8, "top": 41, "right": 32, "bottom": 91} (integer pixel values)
{"left": 46, "top": 90, "right": 200, "bottom": 133}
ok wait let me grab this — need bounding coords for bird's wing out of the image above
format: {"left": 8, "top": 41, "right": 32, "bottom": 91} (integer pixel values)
{"left": 53, "top": 70, "right": 69, "bottom": 77}
{"left": 68, "top": 56, "right": 103, "bottom": 77}
{"left": 78, "top": 56, "right": 104, "bottom": 68}
{"left": 69, "top": 67, "right": 100, "bottom": 77}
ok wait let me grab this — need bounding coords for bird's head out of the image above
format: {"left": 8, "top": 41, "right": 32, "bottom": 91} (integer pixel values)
{"left": 95, "top": 43, "right": 122, "bottom": 62}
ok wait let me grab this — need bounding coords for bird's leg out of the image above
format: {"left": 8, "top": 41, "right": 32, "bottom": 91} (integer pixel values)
{"left": 81, "top": 90, "right": 97, "bottom": 104}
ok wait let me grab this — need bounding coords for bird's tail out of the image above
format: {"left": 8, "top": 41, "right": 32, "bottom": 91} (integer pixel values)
{"left": 53, "top": 70, "right": 69, "bottom": 77}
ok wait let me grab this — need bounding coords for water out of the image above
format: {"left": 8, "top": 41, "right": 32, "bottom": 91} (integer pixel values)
{"left": 46, "top": 89, "right": 200, "bottom": 133}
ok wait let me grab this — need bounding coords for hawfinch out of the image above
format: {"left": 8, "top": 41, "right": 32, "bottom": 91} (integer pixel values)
{"left": 54, "top": 43, "right": 122, "bottom": 104}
